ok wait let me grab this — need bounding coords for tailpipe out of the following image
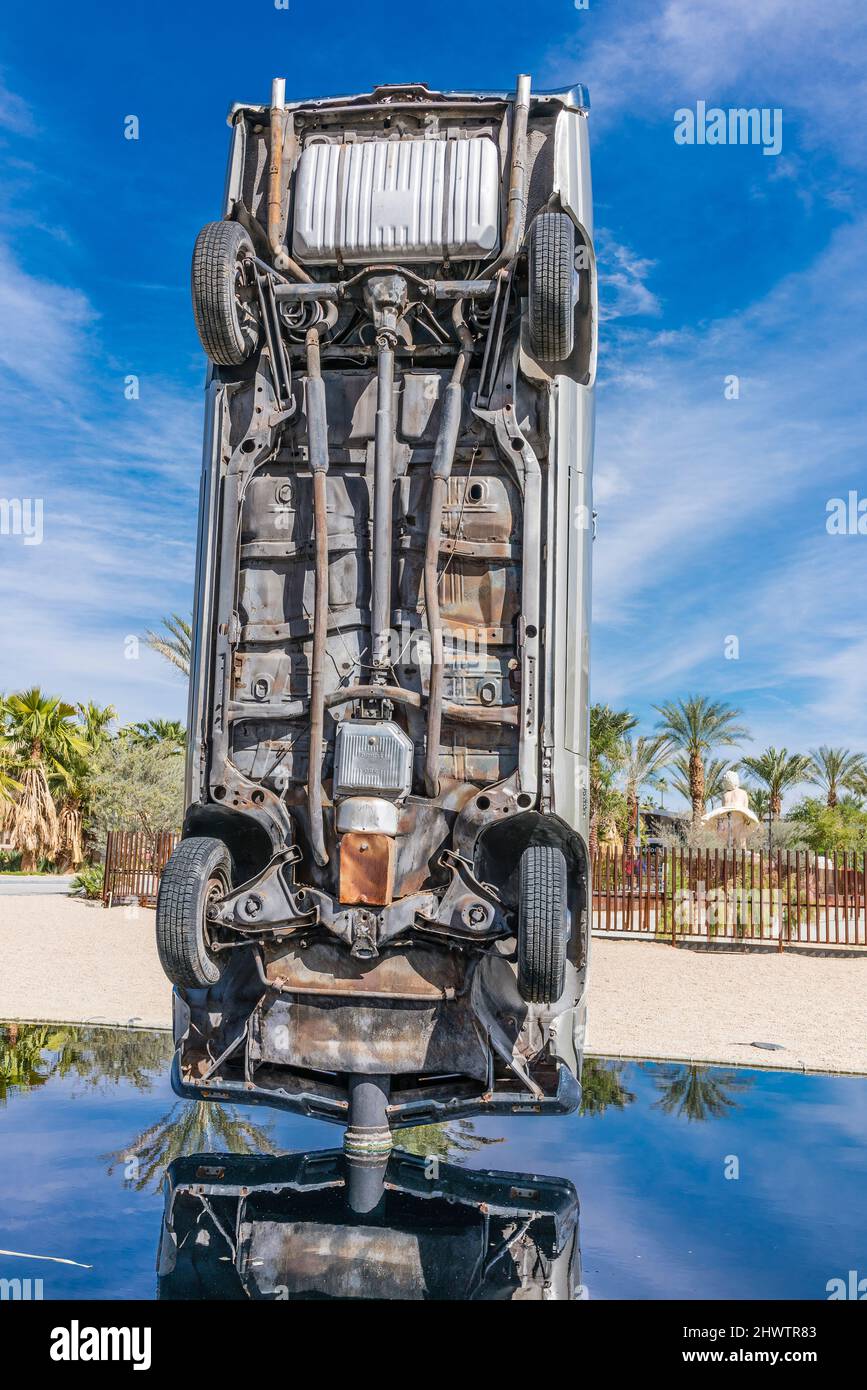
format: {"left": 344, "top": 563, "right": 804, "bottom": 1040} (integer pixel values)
{"left": 424, "top": 301, "right": 473, "bottom": 798}
{"left": 305, "top": 326, "right": 330, "bottom": 866}
{"left": 267, "top": 76, "right": 311, "bottom": 282}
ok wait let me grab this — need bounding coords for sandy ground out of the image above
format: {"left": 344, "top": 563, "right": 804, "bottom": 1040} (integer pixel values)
{"left": 589, "top": 936, "right": 867, "bottom": 1075}
{"left": 1, "top": 896, "right": 866, "bottom": 1074}
{"left": 0, "top": 895, "right": 171, "bottom": 1030}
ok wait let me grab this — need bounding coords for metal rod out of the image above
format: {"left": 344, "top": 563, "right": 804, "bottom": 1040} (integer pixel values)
{"left": 371, "top": 337, "right": 395, "bottom": 681}
{"left": 424, "top": 301, "right": 473, "bottom": 797}
{"left": 305, "top": 326, "right": 330, "bottom": 867}
{"left": 267, "top": 77, "right": 311, "bottom": 282}
{"left": 478, "top": 74, "right": 531, "bottom": 278}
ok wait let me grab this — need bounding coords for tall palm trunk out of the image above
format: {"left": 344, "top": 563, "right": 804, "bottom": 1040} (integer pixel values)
{"left": 625, "top": 788, "right": 638, "bottom": 857}
{"left": 689, "top": 751, "right": 705, "bottom": 826}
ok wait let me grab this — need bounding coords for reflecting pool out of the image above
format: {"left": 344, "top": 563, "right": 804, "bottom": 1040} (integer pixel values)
{"left": 0, "top": 1023, "right": 864, "bottom": 1298}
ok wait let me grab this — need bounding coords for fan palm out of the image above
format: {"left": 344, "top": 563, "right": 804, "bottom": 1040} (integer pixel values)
{"left": 806, "top": 746, "right": 867, "bottom": 808}
{"left": 739, "top": 747, "right": 810, "bottom": 819}
{"left": 53, "top": 702, "right": 119, "bottom": 869}
{"left": 123, "top": 718, "right": 187, "bottom": 751}
{"left": 654, "top": 696, "right": 749, "bottom": 825}
{"left": 2, "top": 689, "right": 88, "bottom": 870}
{"left": 621, "top": 733, "right": 672, "bottom": 855}
{"left": 589, "top": 704, "right": 637, "bottom": 855}
{"left": 76, "top": 701, "right": 117, "bottom": 748}
{"left": 145, "top": 614, "right": 192, "bottom": 678}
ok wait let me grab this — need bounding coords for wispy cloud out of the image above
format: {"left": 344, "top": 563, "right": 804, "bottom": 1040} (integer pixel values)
{"left": 0, "top": 235, "right": 199, "bottom": 719}
{"left": 596, "top": 231, "right": 661, "bottom": 320}
{"left": 592, "top": 214, "right": 867, "bottom": 754}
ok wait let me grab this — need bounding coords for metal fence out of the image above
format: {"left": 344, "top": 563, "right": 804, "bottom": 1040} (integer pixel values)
{"left": 592, "top": 847, "right": 867, "bottom": 950}
{"left": 102, "top": 830, "right": 180, "bottom": 907}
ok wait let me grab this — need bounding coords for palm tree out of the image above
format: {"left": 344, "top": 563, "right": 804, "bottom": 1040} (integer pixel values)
{"left": 806, "top": 746, "right": 867, "bottom": 808}
{"left": 1, "top": 689, "right": 88, "bottom": 870}
{"left": 0, "top": 706, "right": 22, "bottom": 806}
{"left": 589, "top": 704, "right": 637, "bottom": 856}
{"left": 621, "top": 734, "right": 672, "bottom": 855}
{"left": 145, "top": 614, "right": 192, "bottom": 678}
{"left": 654, "top": 696, "right": 749, "bottom": 826}
{"left": 579, "top": 1058, "right": 637, "bottom": 1116}
{"left": 746, "top": 784, "right": 772, "bottom": 822}
{"left": 123, "top": 718, "right": 187, "bottom": 751}
{"left": 739, "top": 747, "right": 810, "bottom": 820}
{"left": 397, "top": 1120, "right": 503, "bottom": 1162}
{"left": 649, "top": 1063, "right": 753, "bottom": 1122}
{"left": 669, "top": 754, "right": 733, "bottom": 810}
{"left": 105, "top": 1100, "right": 277, "bottom": 1193}
{"left": 76, "top": 701, "right": 117, "bottom": 747}
{"left": 54, "top": 702, "right": 119, "bottom": 870}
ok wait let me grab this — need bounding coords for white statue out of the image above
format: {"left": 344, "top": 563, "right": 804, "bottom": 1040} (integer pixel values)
{"left": 701, "top": 770, "right": 759, "bottom": 845}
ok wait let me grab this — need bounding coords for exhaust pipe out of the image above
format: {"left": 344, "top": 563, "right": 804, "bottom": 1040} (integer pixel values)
{"left": 267, "top": 77, "right": 311, "bottom": 282}
{"left": 424, "top": 301, "right": 474, "bottom": 798}
{"left": 305, "top": 326, "right": 330, "bottom": 866}
{"left": 480, "top": 73, "right": 531, "bottom": 278}
{"left": 371, "top": 335, "right": 396, "bottom": 681}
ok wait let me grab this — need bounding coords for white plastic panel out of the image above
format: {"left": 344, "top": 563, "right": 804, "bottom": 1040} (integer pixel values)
{"left": 292, "top": 136, "right": 500, "bottom": 264}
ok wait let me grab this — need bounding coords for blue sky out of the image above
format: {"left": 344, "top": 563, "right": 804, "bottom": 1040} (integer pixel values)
{"left": 1, "top": 0, "right": 866, "bottom": 802}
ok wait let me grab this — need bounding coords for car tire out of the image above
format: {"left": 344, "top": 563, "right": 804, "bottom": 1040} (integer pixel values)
{"left": 156, "top": 836, "right": 232, "bottom": 989}
{"left": 191, "top": 220, "right": 261, "bottom": 366}
{"left": 527, "top": 212, "right": 576, "bottom": 362}
{"left": 517, "top": 844, "right": 569, "bottom": 1003}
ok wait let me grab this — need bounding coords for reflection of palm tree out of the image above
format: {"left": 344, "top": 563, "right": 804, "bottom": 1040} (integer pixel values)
{"left": 0, "top": 1022, "right": 173, "bottom": 1101}
{"left": 105, "top": 1101, "right": 278, "bottom": 1192}
{"left": 396, "top": 1119, "right": 503, "bottom": 1163}
{"left": 579, "top": 1058, "right": 636, "bottom": 1116}
{"left": 0, "top": 1024, "right": 68, "bottom": 1101}
{"left": 648, "top": 1063, "right": 753, "bottom": 1122}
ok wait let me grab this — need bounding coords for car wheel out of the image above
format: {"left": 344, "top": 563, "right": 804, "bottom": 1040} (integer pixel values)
{"left": 527, "top": 212, "right": 576, "bottom": 362}
{"left": 156, "top": 836, "right": 232, "bottom": 989}
{"left": 517, "top": 844, "right": 569, "bottom": 1003}
{"left": 191, "top": 220, "right": 261, "bottom": 366}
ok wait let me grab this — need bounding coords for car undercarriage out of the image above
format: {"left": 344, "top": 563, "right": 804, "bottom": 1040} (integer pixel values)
{"left": 157, "top": 73, "right": 596, "bottom": 1149}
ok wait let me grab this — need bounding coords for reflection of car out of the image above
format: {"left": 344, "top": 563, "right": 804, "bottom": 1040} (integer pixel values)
{"left": 156, "top": 72, "right": 596, "bottom": 1148}
{"left": 157, "top": 1150, "right": 584, "bottom": 1301}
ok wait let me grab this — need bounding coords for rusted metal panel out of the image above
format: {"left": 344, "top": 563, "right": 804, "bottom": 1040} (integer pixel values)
{"left": 338, "top": 831, "right": 395, "bottom": 905}
{"left": 255, "top": 992, "right": 487, "bottom": 1077}
{"left": 256, "top": 941, "right": 486, "bottom": 1077}
{"left": 263, "top": 939, "right": 465, "bottom": 998}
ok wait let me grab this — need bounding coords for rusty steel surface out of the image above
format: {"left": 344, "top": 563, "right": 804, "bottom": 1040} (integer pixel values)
{"left": 338, "top": 830, "right": 396, "bottom": 906}
{"left": 263, "top": 939, "right": 466, "bottom": 998}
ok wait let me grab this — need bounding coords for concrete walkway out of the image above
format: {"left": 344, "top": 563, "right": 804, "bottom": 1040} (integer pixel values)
{"left": 1, "top": 896, "right": 865, "bottom": 1074}
{"left": 0, "top": 894, "right": 171, "bottom": 1029}
{"left": 0, "top": 875, "right": 75, "bottom": 896}
{"left": 589, "top": 936, "right": 867, "bottom": 1075}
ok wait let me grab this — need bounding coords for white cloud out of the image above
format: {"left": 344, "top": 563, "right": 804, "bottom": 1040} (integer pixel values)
{"left": 0, "top": 237, "right": 199, "bottom": 719}
{"left": 543, "top": 0, "right": 867, "bottom": 168}
{"left": 596, "top": 231, "right": 661, "bottom": 320}
{"left": 0, "top": 73, "right": 35, "bottom": 137}
{"left": 591, "top": 216, "right": 867, "bottom": 750}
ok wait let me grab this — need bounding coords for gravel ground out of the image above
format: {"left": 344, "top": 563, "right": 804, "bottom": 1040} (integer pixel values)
{"left": 0, "top": 895, "right": 171, "bottom": 1029}
{"left": 589, "top": 936, "right": 867, "bottom": 1075}
{"left": 1, "top": 897, "right": 865, "bottom": 1074}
